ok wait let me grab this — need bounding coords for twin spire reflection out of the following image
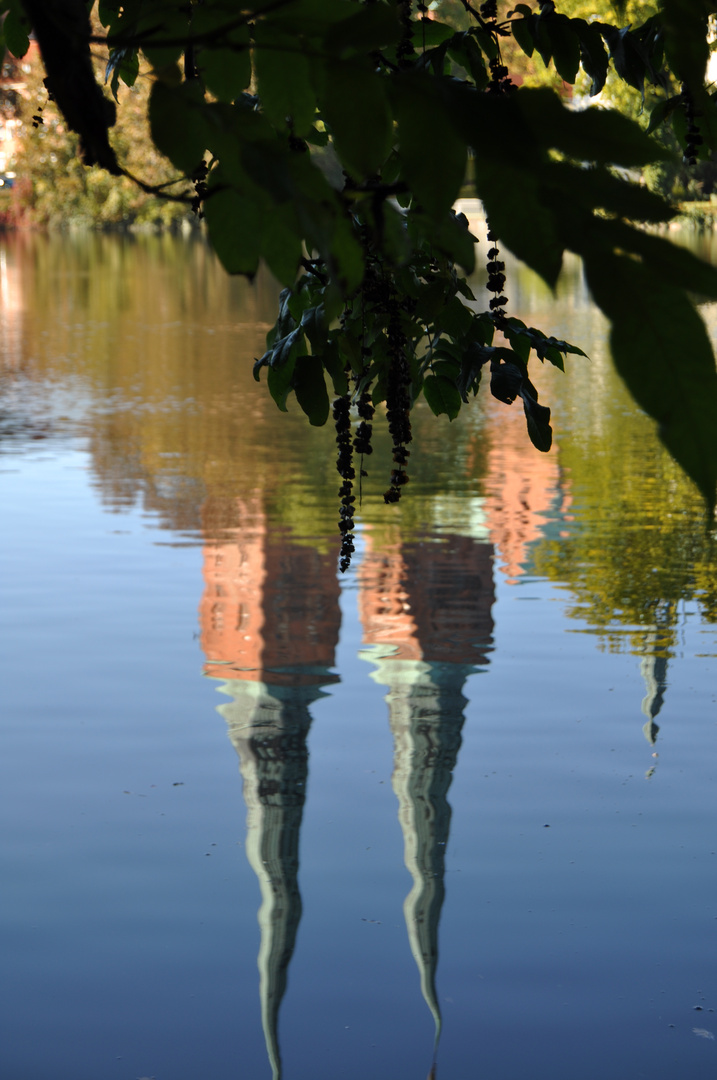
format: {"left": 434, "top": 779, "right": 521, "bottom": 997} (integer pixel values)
{"left": 198, "top": 487, "right": 672, "bottom": 1078}
{"left": 200, "top": 503, "right": 494, "bottom": 1079}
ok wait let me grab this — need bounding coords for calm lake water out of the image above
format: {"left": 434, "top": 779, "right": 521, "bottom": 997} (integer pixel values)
{"left": 2, "top": 225, "right": 717, "bottom": 1080}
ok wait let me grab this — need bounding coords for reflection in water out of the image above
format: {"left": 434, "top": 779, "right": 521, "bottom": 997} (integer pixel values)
{"left": 218, "top": 683, "right": 317, "bottom": 1080}
{"left": 200, "top": 518, "right": 495, "bottom": 1077}
{"left": 200, "top": 497, "right": 340, "bottom": 1080}
{"left": 638, "top": 604, "right": 674, "bottom": 765}
{"left": 5, "top": 232, "right": 717, "bottom": 1079}
{"left": 359, "top": 535, "right": 495, "bottom": 1065}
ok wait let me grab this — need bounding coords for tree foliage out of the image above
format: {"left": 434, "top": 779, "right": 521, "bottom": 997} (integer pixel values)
{"left": 13, "top": 38, "right": 190, "bottom": 228}
{"left": 4, "top": 0, "right": 717, "bottom": 566}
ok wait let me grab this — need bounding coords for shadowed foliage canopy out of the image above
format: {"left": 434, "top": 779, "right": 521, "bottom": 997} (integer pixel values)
{"left": 4, "top": 0, "right": 717, "bottom": 564}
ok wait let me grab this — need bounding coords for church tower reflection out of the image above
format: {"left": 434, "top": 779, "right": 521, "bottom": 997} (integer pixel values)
{"left": 358, "top": 532, "right": 495, "bottom": 1057}
{"left": 200, "top": 495, "right": 340, "bottom": 1080}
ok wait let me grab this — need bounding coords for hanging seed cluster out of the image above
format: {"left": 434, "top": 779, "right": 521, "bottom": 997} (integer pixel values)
{"left": 383, "top": 298, "right": 413, "bottom": 505}
{"left": 353, "top": 383, "right": 374, "bottom": 469}
{"left": 396, "top": 0, "right": 417, "bottom": 66}
{"left": 333, "top": 390, "right": 356, "bottom": 573}
{"left": 681, "top": 85, "right": 703, "bottom": 167}
{"left": 486, "top": 229, "right": 508, "bottom": 328}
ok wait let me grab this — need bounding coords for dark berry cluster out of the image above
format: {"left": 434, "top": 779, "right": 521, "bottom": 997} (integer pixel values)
{"left": 487, "top": 55, "right": 514, "bottom": 95}
{"left": 486, "top": 229, "right": 508, "bottom": 327}
{"left": 353, "top": 384, "right": 374, "bottom": 464}
{"left": 396, "top": 0, "right": 417, "bottom": 66}
{"left": 383, "top": 301, "right": 413, "bottom": 505}
{"left": 191, "top": 160, "right": 208, "bottom": 217}
{"left": 333, "top": 392, "right": 356, "bottom": 573}
{"left": 480, "top": 0, "right": 498, "bottom": 21}
{"left": 681, "top": 85, "right": 703, "bottom": 167}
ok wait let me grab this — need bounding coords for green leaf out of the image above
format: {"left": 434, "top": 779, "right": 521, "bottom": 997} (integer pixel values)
{"left": 409, "top": 209, "right": 477, "bottom": 273}
{"left": 106, "top": 47, "right": 140, "bottom": 100}
{"left": 240, "top": 139, "right": 294, "bottom": 203}
{"left": 511, "top": 15, "right": 535, "bottom": 59}
{"left": 322, "top": 339, "right": 350, "bottom": 396}
{"left": 393, "top": 72, "right": 467, "bottom": 219}
{"left": 267, "top": 353, "right": 297, "bottom": 412}
{"left": 447, "top": 33, "right": 489, "bottom": 90}
{"left": 504, "top": 317, "right": 588, "bottom": 369}
{"left": 195, "top": 18, "right": 251, "bottom": 102}
{"left": 660, "top": 0, "right": 710, "bottom": 93}
{"left": 533, "top": 9, "right": 554, "bottom": 67}
{"left": 318, "top": 58, "right": 392, "bottom": 179}
{"left": 415, "top": 281, "right": 450, "bottom": 321}
{"left": 272, "top": 325, "right": 305, "bottom": 371}
{"left": 203, "top": 173, "right": 263, "bottom": 277}
{"left": 325, "top": 3, "right": 401, "bottom": 54}
{"left": 472, "top": 25, "right": 500, "bottom": 63}
{"left": 597, "top": 221, "right": 717, "bottom": 299}
{"left": 455, "top": 342, "right": 490, "bottom": 400}
{"left": 473, "top": 158, "right": 563, "bottom": 288}
{"left": 262, "top": 205, "right": 302, "bottom": 287}
{"left": 518, "top": 87, "right": 670, "bottom": 166}
{"left": 596, "top": 23, "right": 653, "bottom": 98}
{"left": 435, "top": 295, "right": 474, "bottom": 338}
{"left": 4, "top": 0, "right": 30, "bottom": 57}
{"left": 293, "top": 355, "right": 330, "bottom": 425}
{"left": 542, "top": 161, "right": 674, "bottom": 224}
{"left": 520, "top": 387, "right": 552, "bottom": 451}
{"left": 423, "top": 374, "right": 462, "bottom": 419}
{"left": 412, "top": 19, "right": 456, "bottom": 49}
{"left": 547, "top": 14, "right": 581, "bottom": 84}
{"left": 254, "top": 23, "right": 316, "bottom": 135}
{"left": 584, "top": 250, "right": 717, "bottom": 513}
{"left": 149, "top": 80, "right": 208, "bottom": 173}
{"left": 574, "top": 19, "right": 609, "bottom": 96}
{"left": 138, "top": 2, "right": 186, "bottom": 70}
{"left": 645, "top": 95, "right": 680, "bottom": 136}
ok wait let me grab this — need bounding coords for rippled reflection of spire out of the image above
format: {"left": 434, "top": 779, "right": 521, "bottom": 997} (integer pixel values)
{"left": 639, "top": 605, "right": 673, "bottom": 745}
{"left": 217, "top": 681, "right": 325, "bottom": 1080}
{"left": 382, "top": 657, "right": 473, "bottom": 1046}
{"left": 358, "top": 533, "right": 494, "bottom": 1060}
{"left": 200, "top": 506, "right": 340, "bottom": 1080}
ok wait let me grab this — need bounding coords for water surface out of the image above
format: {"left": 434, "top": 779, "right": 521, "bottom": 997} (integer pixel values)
{"left": 2, "top": 230, "right": 717, "bottom": 1080}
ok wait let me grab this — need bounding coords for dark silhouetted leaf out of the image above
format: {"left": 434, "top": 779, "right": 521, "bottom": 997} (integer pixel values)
{"left": 319, "top": 58, "right": 392, "bottom": 179}
{"left": 547, "top": 15, "right": 581, "bottom": 84}
{"left": 584, "top": 249, "right": 717, "bottom": 512}
{"left": 150, "top": 80, "right": 208, "bottom": 173}
{"left": 423, "top": 374, "right": 462, "bottom": 419}
{"left": 254, "top": 23, "right": 315, "bottom": 135}
{"left": 293, "top": 355, "right": 330, "bottom": 425}
{"left": 520, "top": 387, "right": 552, "bottom": 451}
{"left": 491, "top": 361, "right": 523, "bottom": 404}
{"left": 394, "top": 71, "right": 467, "bottom": 220}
